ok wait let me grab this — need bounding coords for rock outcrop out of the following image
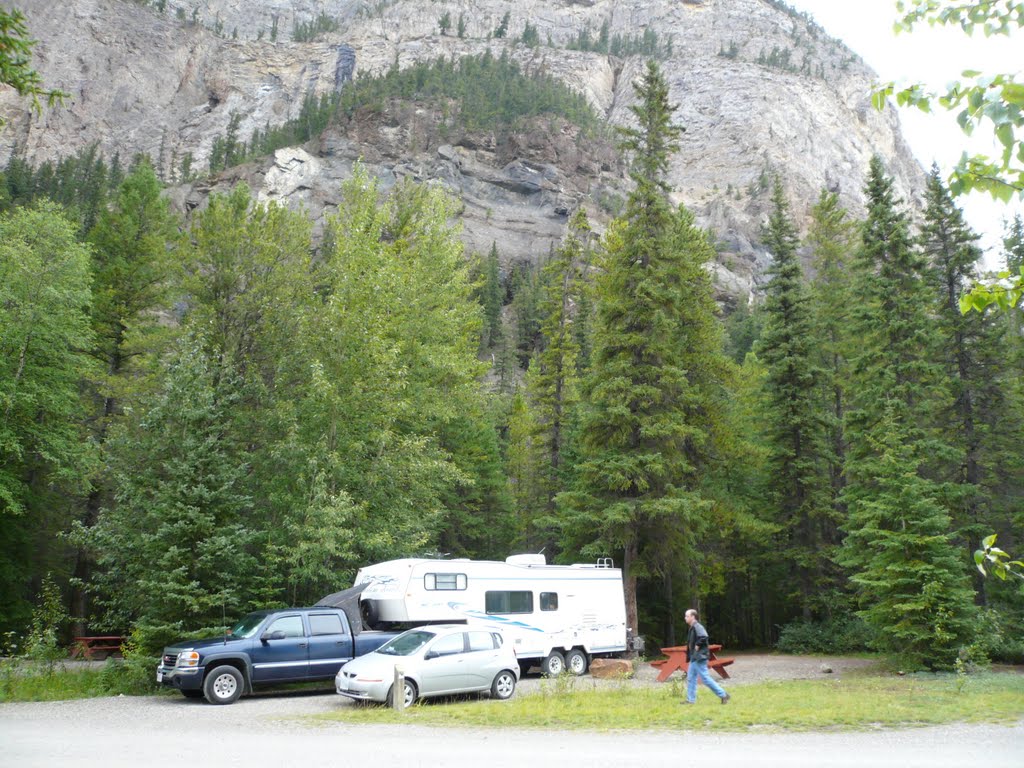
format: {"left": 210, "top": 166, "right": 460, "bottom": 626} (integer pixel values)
{"left": 0, "top": 0, "right": 927, "bottom": 300}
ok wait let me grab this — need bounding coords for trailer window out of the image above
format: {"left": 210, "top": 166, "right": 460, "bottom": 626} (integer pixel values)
{"left": 540, "top": 592, "right": 558, "bottom": 611}
{"left": 485, "top": 590, "right": 533, "bottom": 614}
{"left": 424, "top": 572, "right": 467, "bottom": 591}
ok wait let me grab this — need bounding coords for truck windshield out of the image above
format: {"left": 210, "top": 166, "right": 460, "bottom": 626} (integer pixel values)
{"left": 229, "top": 613, "right": 268, "bottom": 639}
{"left": 376, "top": 630, "right": 435, "bottom": 656}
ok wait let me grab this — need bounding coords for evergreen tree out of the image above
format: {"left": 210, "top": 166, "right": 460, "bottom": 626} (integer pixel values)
{"left": 523, "top": 211, "right": 590, "bottom": 549}
{"left": 86, "top": 333, "right": 274, "bottom": 651}
{"left": 560, "top": 62, "right": 728, "bottom": 635}
{"left": 920, "top": 168, "right": 1023, "bottom": 603}
{"left": 839, "top": 157, "right": 975, "bottom": 669}
{"left": 481, "top": 242, "right": 503, "bottom": 348}
{"left": 806, "top": 189, "right": 857, "bottom": 541}
{"left": 755, "top": 179, "right": 830, "bottom": 619}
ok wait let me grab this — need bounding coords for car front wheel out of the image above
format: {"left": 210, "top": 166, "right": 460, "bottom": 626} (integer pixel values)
{"left": 386, "top": 679, "right": 418, "bottom": 708}
{"left": 491, "top": 670, "right": 516, "bottom": 700}
{"left": 203, "top": 665, "right": 243, "bottom": 705}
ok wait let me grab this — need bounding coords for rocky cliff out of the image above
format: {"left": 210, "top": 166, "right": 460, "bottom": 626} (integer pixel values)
{"left": 0, "top": 0, "right": 926, "bottom": 300}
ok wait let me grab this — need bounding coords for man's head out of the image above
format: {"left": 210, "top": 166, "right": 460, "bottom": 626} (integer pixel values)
{"left": 685, "top": 608, "right": 698, "bottom": 627}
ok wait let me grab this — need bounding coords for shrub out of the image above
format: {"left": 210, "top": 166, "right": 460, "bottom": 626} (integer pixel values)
{"left": 776, "top": 616, "right": 878, "bottom": 654}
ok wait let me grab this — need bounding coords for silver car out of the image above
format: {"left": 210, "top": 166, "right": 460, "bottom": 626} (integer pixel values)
{"left": 335, "top": 624, "right": 519, "bottom": 707}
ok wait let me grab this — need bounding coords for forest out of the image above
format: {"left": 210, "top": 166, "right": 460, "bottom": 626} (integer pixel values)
{"left": 1, "top": 59, "right": 1022, "bottom": 672}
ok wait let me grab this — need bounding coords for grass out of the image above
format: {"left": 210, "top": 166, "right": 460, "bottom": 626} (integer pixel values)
{"left": 310, "top": 673, "right": 1024, "bottom": 732}
{"left": 0, "top": 659, "right": 159, "bottom": 703}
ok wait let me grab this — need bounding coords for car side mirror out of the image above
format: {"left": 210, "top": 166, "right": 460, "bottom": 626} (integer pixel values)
{"left": 261, "top": 630, "right": 287, "bottom": 642}
{"left": 424, "top": 650, "right": 438, "bottom": 660}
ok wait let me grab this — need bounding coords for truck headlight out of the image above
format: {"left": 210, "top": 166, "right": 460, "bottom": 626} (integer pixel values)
{"left": 177, "top": 651, "right": 200, "bottom": 667}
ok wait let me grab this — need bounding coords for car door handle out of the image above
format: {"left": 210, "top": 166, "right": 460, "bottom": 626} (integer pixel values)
{"left": 298, "top": 642, "right": 308, "bottom": 648}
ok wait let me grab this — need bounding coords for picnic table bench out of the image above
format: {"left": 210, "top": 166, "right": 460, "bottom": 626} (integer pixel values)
{"left": 69, "top": 636, "right": 125, "bottom": 660}
{"left": 650, "top": 644, "right": 735, "bottom": 683}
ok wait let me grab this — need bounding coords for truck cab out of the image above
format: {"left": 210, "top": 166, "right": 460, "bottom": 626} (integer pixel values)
{"left": 157, "top": 607, "right": 398, "bottom": 704}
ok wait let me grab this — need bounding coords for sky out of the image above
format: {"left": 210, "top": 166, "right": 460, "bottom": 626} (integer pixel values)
{"left": 785, "top": 0, "right": 1022, "bottom": 269}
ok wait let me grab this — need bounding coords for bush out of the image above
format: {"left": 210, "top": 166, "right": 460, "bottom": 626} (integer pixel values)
{"left": 776, "top": 616, "right": 878, "bottom": 654}
{"left": 976, "top": 607, "right": 1024, "bottom": 664}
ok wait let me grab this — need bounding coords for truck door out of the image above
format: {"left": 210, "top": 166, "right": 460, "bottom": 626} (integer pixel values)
{"left": 249, "top": 614, "right": 309, "bottom": 683}
{"left": 306, "top": 612, "right": 354, "bottom": 680}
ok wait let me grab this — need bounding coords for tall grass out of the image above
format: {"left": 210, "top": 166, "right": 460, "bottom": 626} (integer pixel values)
{"left": 312, "top": 673, "right": 1024, "bottom": 731}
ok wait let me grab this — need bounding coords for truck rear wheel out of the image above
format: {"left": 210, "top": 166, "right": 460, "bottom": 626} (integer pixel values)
{"left": 566, "top": 649, "right": 588, "bottom": 676}
{"left": 540, "top": 651, "right": 565, "bottom": 677}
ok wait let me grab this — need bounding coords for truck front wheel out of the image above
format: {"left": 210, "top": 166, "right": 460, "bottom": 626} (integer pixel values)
{"left": 203, "top": 665, "right": 243, "bottom": 705}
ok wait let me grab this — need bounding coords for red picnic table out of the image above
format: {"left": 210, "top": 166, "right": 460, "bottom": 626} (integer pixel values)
{"left": 69, "top": 636, "right": 125, "bottom": 660}
{"left": 650, "top": 644, "right": 735, "bottom": 683}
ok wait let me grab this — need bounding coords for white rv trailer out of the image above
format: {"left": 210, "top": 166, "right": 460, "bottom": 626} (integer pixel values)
{"left": 354, "top": 554, "right": 628, "bottom": 675}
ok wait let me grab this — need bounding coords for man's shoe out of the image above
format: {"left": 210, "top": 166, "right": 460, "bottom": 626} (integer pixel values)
{"left": 720, "top": 693, "right": 730, "bottom": 705}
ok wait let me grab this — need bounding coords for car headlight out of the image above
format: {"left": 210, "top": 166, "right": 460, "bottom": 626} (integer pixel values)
{"left": 177, "top": 651, "right": 200, "bottom": 667}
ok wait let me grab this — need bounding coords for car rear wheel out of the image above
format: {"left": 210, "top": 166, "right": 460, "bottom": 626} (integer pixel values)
{"left": 203, "top": 665, "right": 243, "bottom": 705}
{"left": 540, "top": 651, "right": 565, "bottom": 677}
{"left": 566, "top": 649, "right": 588, "bottom": 676}
{"left": 386, "top": 679, "right": 418, "bottom": 708}
{"left": 491, "top": 670, "right": 516, "bottom": 700}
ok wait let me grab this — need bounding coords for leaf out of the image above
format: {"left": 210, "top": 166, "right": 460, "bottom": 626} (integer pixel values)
{"left": 982, "top": 533, "right": 998, "bottom": 549}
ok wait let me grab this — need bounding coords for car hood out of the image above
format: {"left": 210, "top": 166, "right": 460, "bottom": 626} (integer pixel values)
{"left": 340, "top": 651, "right": 414, "bottom": 678}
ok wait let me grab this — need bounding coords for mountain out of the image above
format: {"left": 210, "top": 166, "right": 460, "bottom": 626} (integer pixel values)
{"left": 0, "top": 0, "right": 926, "bottom": 300}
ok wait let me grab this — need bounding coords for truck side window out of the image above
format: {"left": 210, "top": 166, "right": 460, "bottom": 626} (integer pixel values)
{"left": 266, "top": 615, "right": 304, "bottom": 638}
{"left": 540, "top": 592, "right": 558, "bottom": 611}
{"left": 309, "top": 613, "right": 344, "bottom": 636}
{"left": 424, "top": 572, "right": 467, "bottom": 591}
{"left": 485, "top": 590, "right": 533, "bottom": 614}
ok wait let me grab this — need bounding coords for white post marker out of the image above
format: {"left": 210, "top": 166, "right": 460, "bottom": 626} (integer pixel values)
{"left": 392, "top": 665, "right": 404, "bottom": 712}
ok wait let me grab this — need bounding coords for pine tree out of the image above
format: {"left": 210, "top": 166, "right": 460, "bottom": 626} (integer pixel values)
{"left": 839, "top": 157, "right": 975, "bottom": 668}
{"left": 806, "top": 189, "right": 858, "bottom": 587}
{"left": 921, "top": 168, "right": 1023, "bottom": 603}
{"left": 522, "top": 211, "right": 590, "bottom": 549}
{"left": 481, "top": 242, "right": 503, "bottom": 348}
{"left": 755, "top": 179, "right": 830, "bottom": 619}
{"left": 560, "top": 62, "right": 727, "bottom": 635}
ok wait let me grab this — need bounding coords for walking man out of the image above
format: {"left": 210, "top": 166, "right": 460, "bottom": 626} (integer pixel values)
{"left": 683, "top": 608, "right": 730, "bottom": 705}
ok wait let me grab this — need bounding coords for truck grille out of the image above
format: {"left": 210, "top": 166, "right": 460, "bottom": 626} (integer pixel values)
{"left": 162, "top": 653, "right": 178, "bottom": 667}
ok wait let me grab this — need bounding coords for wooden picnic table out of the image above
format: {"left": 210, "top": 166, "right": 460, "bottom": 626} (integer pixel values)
{"left": 650, "top": 644, "right": 735, "bottom": 683}
{"left": 69, "top": 636, "right": 125, "bottom": 660}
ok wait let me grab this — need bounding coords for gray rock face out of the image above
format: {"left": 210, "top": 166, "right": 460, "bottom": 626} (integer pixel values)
{"left": 0, "top": 0, "right": 926, "bottom": 299}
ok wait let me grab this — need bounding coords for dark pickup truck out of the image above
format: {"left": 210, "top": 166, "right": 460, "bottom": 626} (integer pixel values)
{"left": 157, "top": 607, "right": 399, "bottom": 704}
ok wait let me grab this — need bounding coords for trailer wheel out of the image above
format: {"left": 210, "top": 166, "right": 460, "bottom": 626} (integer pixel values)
{"left": 360, "top": 599, "right": 380, "bottom": 630}
{"left": 566, "top": 649, "right": 588, "bottom": 676}
{"left": 540, "top": 651, "right": 565, "bottom": 677}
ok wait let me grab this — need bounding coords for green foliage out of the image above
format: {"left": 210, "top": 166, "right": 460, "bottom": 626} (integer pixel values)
{"left": 0, "top": 202, "right": 96, "bottom": 630}
{"left": 479, "top": 242, "right": 504, "bottom": 349}
{"left": 974, "top": 534, "right": 1024, "bottom": 580}
{"left": 0, "top": 8, "right": 66, "bottom": 125}
{"left": 438, "top": 11, "right": 452, "bottom": 35}
{"left": 493, "top": 11, "right": 510, "bottom": 39}
{"left": 776, "top": 616, "right": 879, "bottom": 654}
{"left": 875, "top": 1, "right": 1024, "bottom": 199}
{"left": 519, "top": 21, "right": 540, "bottom": 47}
{"left": 338, "top": 52, "right": 602, "bottom": 137}
{"left": 22, "top": 575, "right": 69, "bottom": 666}
{"left": 567, "top": 23, "right": 673, "bottom": 59}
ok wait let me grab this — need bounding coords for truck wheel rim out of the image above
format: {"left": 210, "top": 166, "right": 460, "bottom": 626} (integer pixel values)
{"left": 214, "top": 673, "right": 237, "bottom": 699}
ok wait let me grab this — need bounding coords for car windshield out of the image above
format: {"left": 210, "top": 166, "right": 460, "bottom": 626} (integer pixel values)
{"left": 229, "top": 612, "right": 268, "bottom": 639}
{"left": 376, "top": 630, "right": 436, "bottom": 656}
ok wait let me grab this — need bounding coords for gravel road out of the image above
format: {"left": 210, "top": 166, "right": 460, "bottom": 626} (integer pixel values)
{"left": 1, "top": 655, "right": 1020, "bottom": 768}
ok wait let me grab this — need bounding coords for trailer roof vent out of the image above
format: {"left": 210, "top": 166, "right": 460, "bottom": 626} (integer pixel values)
{"left": 505, "top": 553, "right": 547, "bottom": 566}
